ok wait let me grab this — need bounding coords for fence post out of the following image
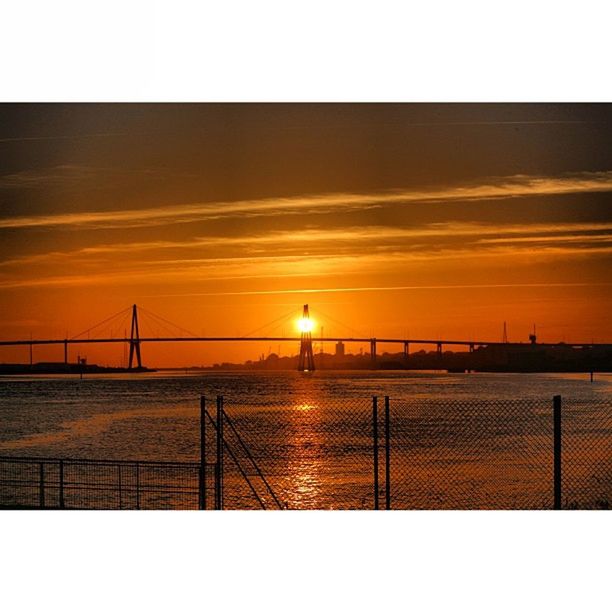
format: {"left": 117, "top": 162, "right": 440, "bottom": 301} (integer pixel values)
{"left": 200, "top": 395, "right": 206, "bottom": 510}
{"left": 59, "top": 460, "right": 64, "bottom": 509}
{"left": 384, "top": 396, "right": 390, "bottom": 510}
{"left": 553, "top": 395, "right": 562, "bottom": 510}
{"left": 136, "top": 462, "right": 140, "bottom": 510}
{"left": 39, "top": 462, "right": 45, "bottom": 509}
{"left": 118, "top": 464, "right": 122, "bottom": 510}
{"left": 373, "top": 396, "right": 379, "bottom": 510}
{"left": 216, "top": 395, "right": 224, "bottom": 510}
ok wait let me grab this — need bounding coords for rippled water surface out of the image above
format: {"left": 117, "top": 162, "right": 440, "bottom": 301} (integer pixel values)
{"left": 1, "top": 371, "right": 610, "bottom": 508}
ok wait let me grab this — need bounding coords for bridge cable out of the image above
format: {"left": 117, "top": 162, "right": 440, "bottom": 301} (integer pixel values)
{"left": 310, "top": 304, "right": 366, "bottom": 338}
{"left": 139, "top": 310, "right": 174, "bottom": 338}
{"left": 240, "top": 307, "right": 300, "bottom": 338}
{"left": 114, "top": 309, "right": 132, "bottom": 340}
{"left": 70, "top": 306, "right": 133, "bottom": 340}
{"left": 138, "top": 316, "right": 156, "bottom": 339}
{"left": 138, "top": 306, "right": 200, "bottom": 338}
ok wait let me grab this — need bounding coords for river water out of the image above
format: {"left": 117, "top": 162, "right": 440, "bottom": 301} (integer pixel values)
{"left": 0, "top": 371, "right": 610, "bottom": 509}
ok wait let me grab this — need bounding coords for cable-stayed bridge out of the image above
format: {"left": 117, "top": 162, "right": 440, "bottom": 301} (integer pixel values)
{"left": 0, "top": 304, "right": 608, "bottom": 372}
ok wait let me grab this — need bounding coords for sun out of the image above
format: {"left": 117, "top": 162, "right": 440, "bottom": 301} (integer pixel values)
{"left": 297, "top": 317, "right": 315, "bottom": 333}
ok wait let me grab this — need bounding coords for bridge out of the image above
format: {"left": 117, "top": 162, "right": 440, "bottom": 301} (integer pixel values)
{"left": 0, "top": 304, "right": 608, "bottom": 372}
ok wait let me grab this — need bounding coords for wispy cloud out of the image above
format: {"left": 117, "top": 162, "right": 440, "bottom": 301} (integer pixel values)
{"left": 0, "top": 120, "right": 586, "bottom": 146}
{"left": 0, "top": 164, "right": 199, "bottom": 189}
{"left": 0, "top": 165, "right": 99, "bottom": 188}
{"left": 74, "top": 221, "right": 612, "bottom": 252}
{"left": 139, "top": 281, "right": 612, "bottom": 299}
{"left": 478, "top": 234, "right": 612, "bottom": 245}
{"left": 405, "top": 120, "right": 589, "bottom": 126}
{"left": 1, "top": 242, "right": 611, "bottom": 291}
{"left": 1, "top": 171, "right": 611, "bottom": 230}
{"left": 0, "top": 131, "right": 150, "bottom": 144}
{"left": 2, "top": 221, "right": 610, "bottom": 268}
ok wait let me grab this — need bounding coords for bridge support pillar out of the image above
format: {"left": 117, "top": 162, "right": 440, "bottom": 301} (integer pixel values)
{"left": 64, "top": 340, "right": 68, "bottom": 365}
{"left": 436, "top": 342, "right": 442, "bottom": 356}
{"left": 403, "top": 341, "right": 409, "bottom": 359}
{"left": 128, "top": 304, "right": 143, "bottom": 370}
{"left": 370, "top": 339, "right": 377, "bottom": 364}
{"left": 297, "top": 304, "right": 315, "bottom": 372}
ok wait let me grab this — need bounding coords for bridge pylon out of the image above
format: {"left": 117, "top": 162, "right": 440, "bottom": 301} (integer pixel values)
{"left": 297, "top": 304, "right": 315, "bottom": 372}
{"left": 128, "top": 304, "right": 143, "bottom": 370}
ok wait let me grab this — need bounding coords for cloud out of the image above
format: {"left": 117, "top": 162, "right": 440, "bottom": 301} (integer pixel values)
{"left": 1, "top": 170, "right": 611, "bottom": 230}
{"left": 2, "top": 220, "right": 611, "bottom": 269}
{"left": 405, "top": 120, "right": 589, "bottom": 126}
{"left": 0, "top": 165, "right": 99, "bottom": 188}
{"left": 1, "top": 241, "right": 611, "bottom": 291}
{"left": 0, "top": 131, "right": 148, "bottom": 144}
{"left": 478, "top": 234, "right": 612, "bottom": 245}
{"left": 0, "top": 164, "right": 199, "bottom": 189}
{"left": 138, "top": 281, "right": 612, "bottom": 299}
{"left": 80, "top": 221, "right": 612, "bottom": 253}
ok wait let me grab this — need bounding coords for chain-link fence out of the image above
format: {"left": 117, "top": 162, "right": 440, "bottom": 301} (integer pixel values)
{"left": 1, "top": 395, "right": 610, "bottom": 510}
{"left": 205, "top": 396, "right": 374, "bottom": 510}
{"left": 208, "top": 395, "right": 611, "bottom": 510}
{"left": 0, "top": 457, "right": 214, "bottom": 509}
{"left": 561, "top": 399, "right": 612, "bottom": 509}
{"left": 388, "top": 398, "right": 554, "bottom": 509}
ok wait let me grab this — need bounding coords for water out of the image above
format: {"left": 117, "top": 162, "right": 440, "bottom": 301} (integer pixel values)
{"left": 0, "top": 371, "right": 610, "bottom": 508}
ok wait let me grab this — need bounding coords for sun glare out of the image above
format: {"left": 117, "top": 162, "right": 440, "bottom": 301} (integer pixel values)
{"left": 295, "top": 403, "right": 316, "bottom": 412}
{"left": 297, "top": 317, "right": 315, "bottom": 333}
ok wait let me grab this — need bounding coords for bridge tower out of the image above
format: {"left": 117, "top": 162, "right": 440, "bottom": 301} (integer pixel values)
{"left": 128, "top": 304, "right": 143, "bottom": 370}
{"left": 297, "top": 304, "right": 315, "bottom": 372}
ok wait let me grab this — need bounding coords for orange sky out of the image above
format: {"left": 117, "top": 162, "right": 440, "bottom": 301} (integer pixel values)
{"left": 0, "top": 104, "right": 611, "bottom": 366}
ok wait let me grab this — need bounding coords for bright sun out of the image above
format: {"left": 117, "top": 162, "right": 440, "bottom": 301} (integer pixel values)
{"left": 297, "top": 317, "right": 315, "bottom": 333}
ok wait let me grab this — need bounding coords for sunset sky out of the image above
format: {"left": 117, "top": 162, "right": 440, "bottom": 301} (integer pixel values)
{"left": 1, "top": 104, "right": 611, "bottom": 366}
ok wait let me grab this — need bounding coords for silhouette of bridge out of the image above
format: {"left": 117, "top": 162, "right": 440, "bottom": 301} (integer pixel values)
{"left": 0, "top": 304, "right": 608, "bottom": 372}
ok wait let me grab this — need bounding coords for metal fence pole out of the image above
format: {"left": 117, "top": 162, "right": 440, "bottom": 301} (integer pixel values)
{"left": 216, "top": 395, "right": 224, "bottom": 510}
{"left": 200, "top": 395, "right": 206, "bottom": 510}
{"left": 553, "top": 395, "right": 562, "bottom": 510}
{"left": 384, "top": 396, "right": 391, "bottom": 510}
{"left": 59, "top": 460, "right": 64, "bottom": 509}
{"left": 118, "top": 464, "right": 122, "bottom": 510}
{"left": 214, "top": 464, "right": 220, "bottom": 509}
{"left": 373, "top": 396, "right": 379, "bottom": 510}
{"left": 136, "top": 462, "right": 140, "bottom": 510}
{"left": 39, "top": 462, "right": 45, "bottom": 509}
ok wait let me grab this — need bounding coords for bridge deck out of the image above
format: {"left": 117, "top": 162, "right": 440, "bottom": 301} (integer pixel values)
{"left": 0, "top": 336, "right": 607, "bottom": 349}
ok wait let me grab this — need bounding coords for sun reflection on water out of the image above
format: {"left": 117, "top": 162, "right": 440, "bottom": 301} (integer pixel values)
{"left": 283, "top": 400, "right": 325, "bottom": 508}
{"left": 294, "top": 403, "right": 316, "bottom": 412}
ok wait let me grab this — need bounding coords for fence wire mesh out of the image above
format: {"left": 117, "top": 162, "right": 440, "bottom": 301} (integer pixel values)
{"left": 561, "top": 399, "right": 612, "bottom": 509}
{"left": 209, "top": 395, "right": 611, "bottom": 510}
{"left": 211, "top": 397, "right": 374, "bottom": 510}
{"left": 0, "top": 457, "right": 212, "bottom": 509}
{"left": 1, "top": 396, "right": 610, "bottom": 510}
{"left": 389, "top": 398, "right": 554, "bottom": 509}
